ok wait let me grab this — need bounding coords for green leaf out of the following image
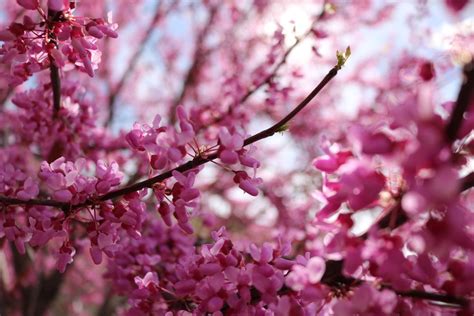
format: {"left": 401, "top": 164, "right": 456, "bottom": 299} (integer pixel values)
{"left": 336, "top": 46, "right": 351, "bottom": 69}
{"left": 276, "top": 124, "right": 289, "bottom": 133}
{"left": 324, "top": 3, "right": 336, "bottom": 14}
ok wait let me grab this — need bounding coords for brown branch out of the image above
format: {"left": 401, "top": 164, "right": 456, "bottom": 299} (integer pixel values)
{"left": 382, "top": 285, "right": 468, "bottom": 307}
{"left": 34, "top": 271, "right": 65, "bottom": 315}
{"left": 47, "top": 9, "right": 62, "bottom": 119}
{"left": 445, "top": 61, "right": 474, "bottom": 142}
{"left": 244, "top": 2, "right": 328, "bottom": 104}
{"left": 0, "top": 87, "right": 13, "bottom": 108}
{"left": 321, "top": 260, "right": 468, "bottom": 308}
{"left": 461, "top": 171, "right": 474, "bottom": 192}
{"left": 50, "top": 62, "right": 61, "bottom": 118}
{"left": 3, "top": 62, "right": 474, "bottom": 212}
{"left": 96, "top": 65, "right": 339, "bottom": 200}
{"left": 0, "top": 64, "right": 341, "bottom": 210}
{"left": 105, "top": 1, "right": 173, "bottom": 127}
{"left": 0, "top": 195, "right": 67, "bottom": 208}
{"left": 244, "top": 67, "right": 338, "bottom": 146}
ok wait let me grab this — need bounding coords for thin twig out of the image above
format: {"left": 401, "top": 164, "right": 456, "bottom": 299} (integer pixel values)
{"left": 461, "top": 171, "right": 474, "bottom": 192}
{"left": 382, "top": 284, "right": 468, "bottom": 307}
{"left": 0, "top": 64, "right": 341, "bottom": 210}
{"left": 0, "top": 88, "right": 13, "bottom": 108}
{"left": 445, "top": 61, "right": 474, "bottom": 142}
{"left": 48, "top": 9, "right": 61, "bottom": 118}
{"left": 0, "top": 196, "right": 68, "bottom": 209}
{"left": 321, "top": 260, "right": 469, "bottom": 307}
{"left": 50, "top": 62, "right": 61, "bottom": 118}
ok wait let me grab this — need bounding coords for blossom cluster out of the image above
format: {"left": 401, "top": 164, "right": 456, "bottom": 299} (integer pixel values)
{"left": 309, "top": 56, "right": 474, "bottom": 314}
{"left": 0, "top": 0, "right": 117, "bottom": 85}
{"left": 7, "top": 80, "right": 102, "bottom": 158}
{"left": 0, "top": 155, "right": 124, "bottom": 271}
{"left": 126, "top": 107, "right": 262, "bottom": 232}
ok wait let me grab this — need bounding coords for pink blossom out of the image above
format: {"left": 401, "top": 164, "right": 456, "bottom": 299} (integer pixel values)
{"left": 218, "top": 128, "right": 244, "bottom": 164}
{"left": 233, "top": 171, "right": 261, "bottom": 196}
{"left": 445, "top": 0, "right": 469, "bottom": 12}
{"left": 56, "top": 243, "right": 76, "bottom": 273}
{"left": 313, "top": 150, "right": 352, "bottom": 173}
{"left": 16, "top": 177, "right": 39, "bottom": 199}
{"left": 17, "top": 0, "right": 38, "bottom": 10}
{"left": 286, "top": 256, "right": 325, "bottom": 291}
{"left": 48, "top": 0, "right": 65, "bottom": 11}
{"left": 134, "top": 272, "right": 159, "bottom": 289}
{"left": 418, "top": 61, "right": 435, "bottom": 81}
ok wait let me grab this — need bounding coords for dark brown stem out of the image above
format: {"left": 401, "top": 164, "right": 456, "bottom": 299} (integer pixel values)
{"left": 48, "top": 9, "right": 61, "bottom": 119}
{"left": 461, "top": 171, "right": 474, "bottom": 192}
{"left": 95, "top": 287, "right": 117, "bottom": 316}
{"left": 244, "top": 67, "right": 338, "bottom": 146}
{"left": 382, "top": 285, "right": 468, "bottom": 307}
{"left": 0, "top": 87, "right": 13, "bottom": 108}
{"left": 0, "top": 195, "right": 67, "bottom": 208}
{"left": 445, "top": 61, "right": 474, "bottom": 142}
{"left": 321, "top": 260, "right": 468, "bottom": 308}
{"left": 96, "top": 65, "right": 339, "bottom": 202}
{"left": 3, "top": 62, "right": 474, "bottom": 212}
{"left": 50, "top": 62, "right": 61, "bottom": 118}
{"left": 0, "top": 64, "right": 341, "bottom": 210}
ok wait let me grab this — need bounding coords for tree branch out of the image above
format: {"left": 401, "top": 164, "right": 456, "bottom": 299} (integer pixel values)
{"left": 50, "top": 62, "right": 61, "bottom": 118}
{"left": 243, "top": 67, "right": 338, "bottom": 146}
{"left": 445, "top": 61, "right": 474, "bottom": 142}
{"left": 48, "top": 9, "right": 62, "bottom": 119}
{"left": 0, "top": 87, "right": 13, "bottom": 109}
{"left": 0, "top": 195, "right": 68, "bottom": 208}
{"left": 383, "top": 285, "right": 468, "bottom": 307}
{"left": 0, "top": 64, "right": 341, "bottom": 210}
{"left": 461, "top": 171, "right": 474, "bottom": 192}
{"left": 3, "top": 61, "right": 474, "bottom": 214}
{"left": 321, "top": 260, "right": 469, "bottom": 308}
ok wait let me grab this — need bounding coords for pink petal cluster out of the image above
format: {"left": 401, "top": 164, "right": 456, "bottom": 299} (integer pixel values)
{"left": 315, "top": 158, "right": 386, "bottom": 219}
{"left": 9, "top": 81, "right": 103, "bottom": 158}
{"left": 39, "top": 157, "right": 122, "bottom": 203}
{"left": 332, "top": 284, "right": 398, "bottom": 316}
{"left": 1, "top": 1, "right": 117, "bottom": 84}
{"left": 126, "top": 107, "right": 194, "bottom": 170}
{"left": 0, "top": 147, "right": 39, "bottom": 200}
{"left": 154, "top": 170, "right": 200, "bottom": 234}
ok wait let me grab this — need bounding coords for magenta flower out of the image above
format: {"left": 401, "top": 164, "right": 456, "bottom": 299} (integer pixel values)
{"left": 218, "top": 128, "right": 244, "bottom": 165}
{"left": 16, "top": 0, "right": 39, "bottom": 10}
{"left": 233, "top": 171, "right": 262, "bottom": 196}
